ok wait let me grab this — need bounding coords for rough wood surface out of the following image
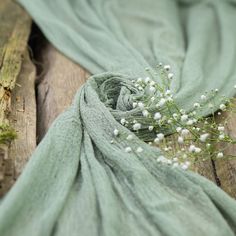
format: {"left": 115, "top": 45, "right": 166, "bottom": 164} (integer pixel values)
{"left": 9, "top": 52, "right": 36, "bottom": 176}
{"left": 0, "top": 0, "right": 31, "bottom": 121}
{"left": 214, "top": 104, "right": 236, "bottom": 198}
{"left": 0, "top": 51, "right": 36, "bottom": 196}
{"left": 36, "top": 43, "right": 90, "bottom": 141}
{"left": 0, "top": 0, "right": 35, "bottom": 196}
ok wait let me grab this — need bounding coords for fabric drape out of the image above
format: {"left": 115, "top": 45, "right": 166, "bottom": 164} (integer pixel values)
{"left": 0, "top": 0, "right": 236, "bottom": 235}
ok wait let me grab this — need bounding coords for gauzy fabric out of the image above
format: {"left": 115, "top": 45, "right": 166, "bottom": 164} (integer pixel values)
{"left": 0, "top": 0, "right": 236, "bottom": 235}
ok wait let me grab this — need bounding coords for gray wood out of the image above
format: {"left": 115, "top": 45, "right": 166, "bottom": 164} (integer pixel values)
{"left": 0, "top": 0, "right": 34, "bottom": 196}
{"left": 37, "top": 43, "right": 90, "bottom": 141}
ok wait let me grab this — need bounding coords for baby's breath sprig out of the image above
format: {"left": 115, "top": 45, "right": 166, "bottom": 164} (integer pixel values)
{"left": 113, "top": 64, "right": 236, "bottom": 170}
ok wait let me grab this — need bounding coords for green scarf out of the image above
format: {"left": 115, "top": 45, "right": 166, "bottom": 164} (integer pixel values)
{"left": 0, "top": 0, "right": 236, "bottom": 235}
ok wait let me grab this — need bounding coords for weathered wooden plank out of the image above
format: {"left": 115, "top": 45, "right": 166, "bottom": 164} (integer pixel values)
{"left": 0, "top": 0, "right": 34, "bottom": 196}
{"left": 37, "top": 43, "right": 89, "bottom": 141}
{"left": 214, "top": 103, "right": 236, "bottom": 198}
{"left": 0, "top": 51, "right": 36, "bottom": 196}
{"left": 10, "top": 52, "right": 36, "bottom": 176}
{"left": 0, "top": 0, "right": 32, "bottom": 120}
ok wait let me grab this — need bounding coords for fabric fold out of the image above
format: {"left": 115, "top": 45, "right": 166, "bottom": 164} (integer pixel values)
{"left": 1, "top": 73, "right": 236, "bottom": 236}
{"left": 1, "top": 0, "right": 236, "bottom": 235}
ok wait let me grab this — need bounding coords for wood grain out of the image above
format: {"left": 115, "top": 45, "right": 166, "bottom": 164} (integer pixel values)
{"left": 0, "top": 0, "right": 35, "bottom": 196}
{"left": 36, "top": 43, "right": 90, "bottom": 141}
{"left": 9, "top": 51, "right": 36, "bottom": 176}
{"left": 214, "top": 103, "right": 236, "bottom": 198}
{"left": 0, "top": 50, "right": 36, "bottom": 195}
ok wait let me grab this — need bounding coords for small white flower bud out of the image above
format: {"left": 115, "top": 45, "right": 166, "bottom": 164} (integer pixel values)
{"left": 142, "top": 110, "right": 149, "bottom": 117}
{"left": 125, "top": 147, "right": 132, "bottom": 153}
{"left": 218, "top": 126, "right": 225, "bottom": 132}
{"left": 168, "top": 73, "right": 174, "bottom": 79}
{"left": 186, "top": 119, "right": 194, "bottom": 125}
{"left": 180, "top": 109, "right": 185, "bottom": 114}
{"left": 219, "top": 104, "right": 226, "bottom": 111}
{"left": 200, "top": 133, "right": 210, "bottom": 142}
{"left": 154, "top": 138, "right": 160, "bottom": 144}
{"left": 149, "top": 86, "right": 156, "bottom": 92}
{"left": 165, "top": 90, "right": 171, "bottom": 95}
{"left": 156, "top": 133, "right": 164, "bottom": 140}
{"left": 138, "top": 86, "right": 143, "bottom": 91}
{"left": 136, "top": 147, "right": 143, "bottom": 153}
{"left": 132, "top": 102, "right": 137, "bottom": 108}
{"left": 173, "top": 113, "right": 178, "bottom": 119}
{"left": 158, "top": 98, "right": 166, "bottom": 107}
{"left": 120, "top": 118, "right": 126, "bottom": 125}
{"left": 148, "top": 126, "right": 154, "bottom": 131}
{"left": 113, "top": 129, "right": 119, "bottom": 136}
{"left": 150, "top": 81, "right": 155, "bottom": 86}
{"left": 193, "top": 103, "right": 200, "bottom": 108}
{"left": 145, "top": 77, "right": 150, "bottom": 83}
{"left": 154, "top": 112, "right": 162, "bottom": 120}
{"left": 181, "top": 164, "right": 188, "bottom": 170}
{"left": 133, "top": 123, "right": 141, "bottom": 131}
{"left": 219, "top": 134, "right": 225, "bottom": 140}
{"left": 164, "top": 65, "right": 171, "bottom": 70}
{"left": 189, "top": 145, "right": 196, "bottom": 153}
{"left": 126, "top": 134, "right": 133, "bottom": 141}
{"left": 167, "top": 97, "right": 173, "bottom": 102}
{"left": 195, "top": 147, "right": 201, "bottom": 153}
{"left": 217, "top": 152, "right": 224, "bottom": 158}
{"left": 138, "top": 102, "right": 144, "bottom": 109}
{"left": 201, "top": 95, "right": 207, "bottom": 100}
{"left": 181, "top": 129, "right": 189, "bottom": 136}
{"left": 181, "top": 114, "right": 188, "bottom": 122}
{"left": 176, "top": 127, "right": 182, "bottom": 133}
{"left": 178, "top": 136, "right": 184, "bottom": 144}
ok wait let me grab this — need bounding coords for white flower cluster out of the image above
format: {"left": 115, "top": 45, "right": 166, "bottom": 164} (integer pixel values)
{"left": 111, "top": 64, "right": 236, "bottom": 170}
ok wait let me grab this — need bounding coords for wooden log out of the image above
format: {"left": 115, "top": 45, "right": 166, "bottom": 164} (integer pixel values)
{"left": 0, "top": 0, "right": 36, "bottom": 196}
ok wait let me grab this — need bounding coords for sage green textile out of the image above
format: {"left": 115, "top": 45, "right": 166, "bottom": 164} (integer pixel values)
{"left": 0, "top": 0, "right": 236, "bottom": 235}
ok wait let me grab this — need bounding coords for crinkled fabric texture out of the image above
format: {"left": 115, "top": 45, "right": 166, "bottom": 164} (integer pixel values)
{"left": 0, "top": 0, "right": 236, "bottom": 235}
